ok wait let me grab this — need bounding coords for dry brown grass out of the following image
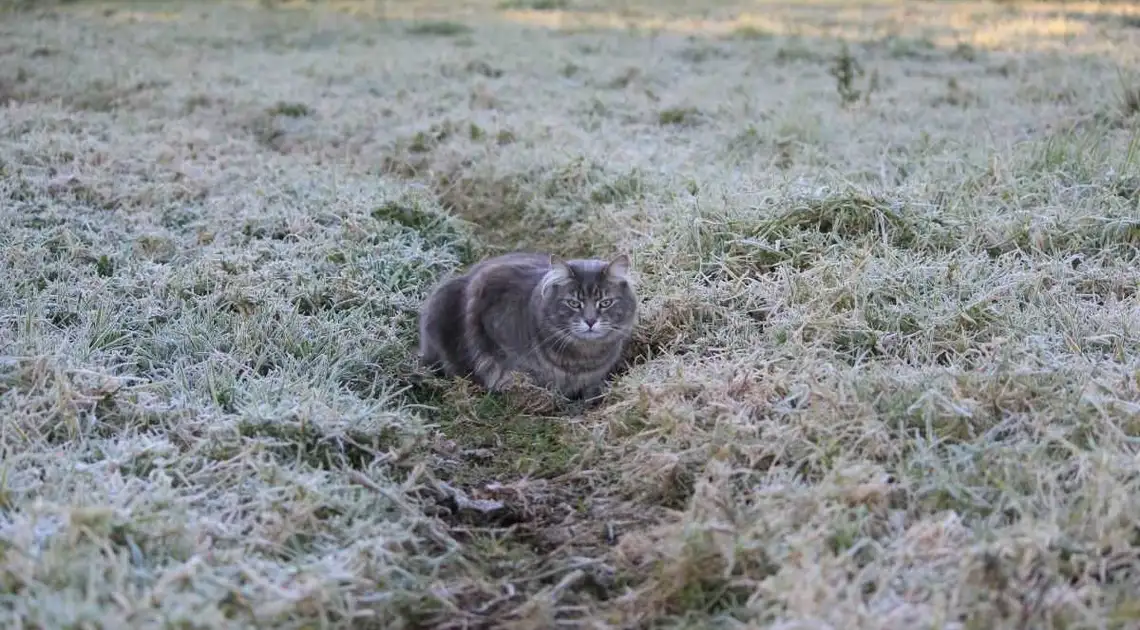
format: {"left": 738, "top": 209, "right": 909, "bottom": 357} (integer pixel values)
{"left": 2, "top": 0, "right": 1140, "bottom": 628}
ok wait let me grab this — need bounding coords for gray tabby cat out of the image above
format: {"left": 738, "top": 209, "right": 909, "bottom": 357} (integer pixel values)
{"left": 417, "top": 252, "right": 638, "bottom": 400}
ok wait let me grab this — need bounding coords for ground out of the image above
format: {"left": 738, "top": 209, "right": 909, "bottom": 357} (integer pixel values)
{"left": 1, "top": 0, "right": 1139, "bottom": 628}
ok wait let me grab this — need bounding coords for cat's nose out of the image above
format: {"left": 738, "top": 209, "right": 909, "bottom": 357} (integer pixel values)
{"left": 584, "top": 317, "right": 597, "bottom": 328}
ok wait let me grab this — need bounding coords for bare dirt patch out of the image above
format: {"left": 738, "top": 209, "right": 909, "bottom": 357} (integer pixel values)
{"left": 2, "top": 1, "right": 1140, "bottom": 628}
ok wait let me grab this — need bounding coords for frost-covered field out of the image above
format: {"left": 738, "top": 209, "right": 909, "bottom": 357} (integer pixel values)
{"left": 2, "top": 1, "right": 1140, "bottom": 627}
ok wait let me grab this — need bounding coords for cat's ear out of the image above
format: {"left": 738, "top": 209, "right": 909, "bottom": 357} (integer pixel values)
{"left": 549, "top": 254, "right": 575, "bottom": 280}
{"left": 549, "top": 254, "right": 570, "bottom": 271}
{"left": 541, "top": 254, "right": 574, "bottom": 296}
{"left": 603, "top": 254, "right": 631, "bottom": 280}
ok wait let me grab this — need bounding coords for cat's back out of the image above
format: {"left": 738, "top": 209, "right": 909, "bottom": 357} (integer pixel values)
{"left": 465, "top": 252, "right": 551, "bottom": 297}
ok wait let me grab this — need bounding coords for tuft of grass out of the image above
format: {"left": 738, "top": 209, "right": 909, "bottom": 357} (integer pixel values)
{"left": 725, "top": 124, "right": 766, "bottom": 161}
{"left": 94, "top": 254, "right": 114, "bottom": 277}
{"left": 266, "top": 101, "right": 311, "bottom": 118}
{"left": 182, "top": 94, "right": 212, "bottom": 113}
{"left": 932, "top": 76, "right": 980, "bottom": 108}
{"left": 1123, "top": 88, "right": 1140, "bottom": 118}
{"left": 406, "top": 20, "right": 472, "bottom": 36}
{"left": 1118, "top": 73, "right": 1140, "bottom": 119}
{"left": 731, "top": 25, "right": 773, "bottom": 40}
{"left": 658, "top": 106, "right": 700, "bottom": 126}
{"left": 406, "top": 121, "right": 455, "bottom": 153}
{"left": 465, "top": 59, "right": 503, "bottom": 78}
{"left": 495, "top": 129, "right": 516, "bottom": 145}
{"left": 606, "top": 67, "right": 640, "bottom": 89}
{"left": 775, "top": 39, "right": 824, "bottom": 64}
{"left": 951, "top": 41, "right": 980, "bottom": 62}
{"left": 589, "top": 168, "right": 646, "bottom": 205}
{"left": 498, "top": 0, "right": 569, "bottom": 10}
{"left": 830, "top": 43, "right": 877, "bottom": 106}
{"left": 678, "top": 44, "right": 730, "bottom": 63}
{"left": 879, "top": 35, "right": 939, "bottom": 60}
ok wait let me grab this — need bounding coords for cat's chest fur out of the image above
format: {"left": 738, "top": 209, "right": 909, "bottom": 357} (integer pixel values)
{"left": 514, "top": 346, "right": 621, "bottom": 396}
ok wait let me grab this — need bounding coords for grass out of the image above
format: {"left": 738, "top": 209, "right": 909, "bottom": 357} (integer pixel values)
{"left": 2, "top": 0, "right": 1140, "bottom": 628}
{"left": 406, "top": 20, "right": 473, "bottom": 36}
{"left": 498, "top": 0, "right": 570, "bottom": 10}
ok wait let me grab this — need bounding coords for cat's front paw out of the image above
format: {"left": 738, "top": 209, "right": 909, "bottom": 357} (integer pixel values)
{"left": 472, "top": 359, "right": 509, "bottom": 392}
{"left": 483, "top": 374, "right": 511, "bottom": 393}
{"left": 571, "top": 383, "right": 605, "bottom": 403}
{"left": 487, "top": 368, "right": 540, "bottom": 394}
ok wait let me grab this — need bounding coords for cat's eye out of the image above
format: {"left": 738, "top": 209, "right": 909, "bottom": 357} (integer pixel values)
{"left": 565, "top": 298, "right": 582, "bottom": 309}
{"left": 597, "top": 298, "right": 615, "bottom": 309}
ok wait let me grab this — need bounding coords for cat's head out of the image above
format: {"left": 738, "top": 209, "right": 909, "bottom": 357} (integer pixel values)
{"left": 538, "top": 254, "right": 638, "bottom": 342}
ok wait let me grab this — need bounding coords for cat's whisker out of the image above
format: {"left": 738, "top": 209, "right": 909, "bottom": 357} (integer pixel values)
{"left": 547, "top": 327, "right": 578, "bottom": 353}
{"left": 521, "top": 326, "right": 573, "bottom": 359}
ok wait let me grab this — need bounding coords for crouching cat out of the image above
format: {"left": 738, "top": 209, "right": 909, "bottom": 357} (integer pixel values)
{"left": 417, "top": 252, "right": 638, "bottom": 400}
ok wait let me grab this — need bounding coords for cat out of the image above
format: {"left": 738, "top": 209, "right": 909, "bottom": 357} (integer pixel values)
{"left": 417, "top": 251, "right": 638, "bottom": 400}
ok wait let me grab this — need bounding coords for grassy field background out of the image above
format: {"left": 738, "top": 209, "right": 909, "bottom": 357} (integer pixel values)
{"left": 2, "top": 0, "right": 1140, "bottom": 627}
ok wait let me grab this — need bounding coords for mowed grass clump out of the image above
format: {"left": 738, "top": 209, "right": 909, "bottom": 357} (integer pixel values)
{"left": 3, "top": 0, "right": 1140, "bottom": 628}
